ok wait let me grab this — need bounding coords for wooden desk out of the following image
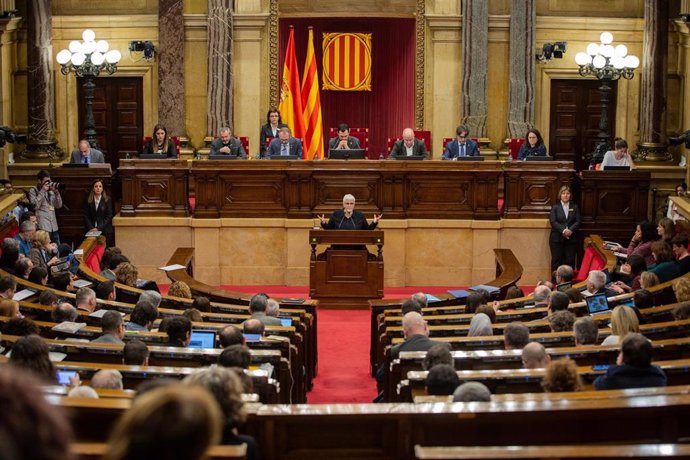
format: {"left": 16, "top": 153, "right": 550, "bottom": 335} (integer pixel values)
{"left": 503, "top": 160, "right": 574, "bottom": 218}
{"left": 118, "top": 159, "right": 189, "bottom": 217}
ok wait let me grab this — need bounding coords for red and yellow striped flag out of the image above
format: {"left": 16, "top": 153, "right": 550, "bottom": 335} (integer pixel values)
{"left": 278, "top": 27, "right": 305, "bottom": 140}
{"left": 301, "top": 27, "right": 324, "bottom": 160}
{"left": 322, "top": 32, "right": 372, "bottom": 91}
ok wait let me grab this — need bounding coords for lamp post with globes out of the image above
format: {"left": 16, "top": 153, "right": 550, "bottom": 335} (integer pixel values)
{"left": 55, "top": 29, "right": 121, "bottom": 148}
{"left": 575, "top": 32, "right": 639, "bottom": 166}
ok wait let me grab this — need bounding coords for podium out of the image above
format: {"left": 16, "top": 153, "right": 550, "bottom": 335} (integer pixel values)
{"left": 309, "top": 229, "right": 384, "bottom": 309}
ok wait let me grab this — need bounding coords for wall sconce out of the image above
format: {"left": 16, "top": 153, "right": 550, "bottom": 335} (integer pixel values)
{"left": 536, "top": 42, "right": 567, "bottom": 62}
{"left": 128, "top": 40, "right": 156, "bottom": 61}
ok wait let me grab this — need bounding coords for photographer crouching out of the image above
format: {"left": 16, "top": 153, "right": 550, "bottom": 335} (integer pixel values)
{"left": 28, "top": 170, "right": 63, "bottom": 244}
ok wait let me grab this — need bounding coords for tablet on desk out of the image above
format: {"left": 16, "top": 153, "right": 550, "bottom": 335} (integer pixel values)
{"left": 279, "top": 317, "right": 293, "bottom": 327}
{"left": 188, "top": 330, "right": 216, "bottom": 349}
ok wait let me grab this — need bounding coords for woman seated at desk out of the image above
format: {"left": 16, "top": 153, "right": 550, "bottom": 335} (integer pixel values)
{"left": 142, "top": 124, "right": 177, "bottom": 158}
{"left": 518, "top": 128, "right": 547, "bottom": 160}
{"left": 600, "top": 138, "right": 635, "bottom": 169}
{"left": 259, "top": 108, "right": 287, "bottom": 158}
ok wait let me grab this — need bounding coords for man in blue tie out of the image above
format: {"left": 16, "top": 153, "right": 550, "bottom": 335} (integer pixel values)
{"left": 70, "top": 139, "right": 106, "bottom": 164}
{"left": 442, "top": 125, "right": 480, "bottom": 160}
{"left": 265, "top": 127, "right": 303, "bottom": 159}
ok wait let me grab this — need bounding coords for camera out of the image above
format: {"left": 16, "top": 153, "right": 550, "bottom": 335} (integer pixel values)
{"left": 0, "top": 127, "right": 26, "bottom": 147}
{"left": 668, "top": 130, "right": 690, "bottom": 149}
{"left": 48, "top": 182, "right": 66, "bottom": 191}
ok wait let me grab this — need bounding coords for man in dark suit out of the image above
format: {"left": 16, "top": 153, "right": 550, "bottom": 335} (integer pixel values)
{"left": 328, "top": 123, "right": 361, "bottom": 153}
{"left": 391, "top": 311, "right": 442, "bottom": 359}
{"left": 318, "top": 193, "right": 381, "bottom": 230}
{"left": 442, "top": 125, "right": 480, "bottom": 159}
{"left": 209, "top": 127, "right": 247, "bottom": 158}
{"left": 594, "top": 333, "right": 667, "bottom": 390}
{"left": 266, "top": 127, "right": 303, "bottom": 159}
{"left": 548, "top": 185, "right": 581, "bottom": 272}
{"left": 70, "top": 139, "right": 105, "bottom": 164}
{"left": 389, "top": 128, "right": 429, "bottom": 159}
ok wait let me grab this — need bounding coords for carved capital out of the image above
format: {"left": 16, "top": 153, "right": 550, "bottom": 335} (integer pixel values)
{"left": 635, "top": 142, "right": 673, "bottom": 162}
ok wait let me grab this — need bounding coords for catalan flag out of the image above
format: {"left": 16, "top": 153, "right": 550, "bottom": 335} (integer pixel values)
{"left": 301, "top": 27, "right": 324, "bottom": 160}
{"left": 278, "top": 27, "right": 305, "bottom": 140}
{"left": 322, "top": 32, "right": 372, "bottom": 91}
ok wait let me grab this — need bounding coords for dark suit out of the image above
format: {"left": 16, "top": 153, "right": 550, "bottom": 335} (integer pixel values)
{"left": 84, "top": 197, "right": 114, "bottom": 246}
{"left": 265, "top": 137, "right": 303, "bottom": 159}
{"left": 442, "top": 139, "right": 480, "bottom": 159}
{"left": 209, "top": 137, "right": 247, "bottom": 158}
{"left": 321, "top": 209, "right": 377, "bottom": 230}
{"left": 259, "top": 123, "right": 288, "bottom": 155}
{"left": 390, "top": 334, "right": 442, "bottom": 359}
{"left": 549, "top": 201, "right": 581, "bottom": 271}
{"left": 70, "top": 149, "right": 105, "bottom": 164}
{"left": 518, "top": 143, "right": 547, "bottom": 160}
{"left": 389, "top": 139, "right": 428, "bottom": 159}
{"left": 328, "top": 136, "right": 361, "bottom": 152}
{"left": 142, "top": 138, "right": 177, "bottom": 158}
{"left": 593, "top": 364, "right": 667, "bottom": 390}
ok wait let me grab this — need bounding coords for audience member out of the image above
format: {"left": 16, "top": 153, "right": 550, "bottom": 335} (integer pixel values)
{"left": 391, "top": 312, "right": 442, "bottom": 359}
{"left": 672, "top": 278, "right": 690, "bottom": 303}
{"left": 243, "top": 318, "right": 265, "bottom": 336}
{"left": 639, "top": 271, "right": 660, "bottom": 290}
{"left": 248, "top": 293, "right": 282, "bottom": 326}
{"left": 0, "top": 367, "right": 75, "bottom": 460}
{"left": 75, "top": 286, "right": 97, "bottom": 313}
{"left": 96, "top": 280, "right": 116, "bottom": 301}
{"left": 2, "top": 316, "right": 39, "bottom": 336}
{"left": 183, "top": 367, "right": 259, "bottom": 459}
{"left": 0, "top": 274, "right": 17, "bottom": 298}
{"left": 504, "top": 285, "right": 524, "bottom": 300}
{"left": 548, "top": 310, "right": 576, "bottom": 332}
{"left": 583, "top": 270, "right": 616, "bottom": 297}
{"left": 104, "top": 385, "right": 222, "bottom": 460}
{"left": 401, "top": 298, "right": 423, "bottom": 315}
{"left": 123, "top": 340, "right": 149, "bottom": 366}
{"left": 425, "top": 364, "right": 460, "bottom": 396}
{"left": 672, "top": 234, "right": 690, "bottom": 275}
{"left": 92, "top": 310, "right": 125, "bottom": 344}
{"left": 15, "top": 220, "right": 36, "bottom": 256}
{"left": 555, "top": 264, "right": 574, "bottom": 284}
{"left": 616, "top": 221, "right": 658, "bottom": 266}
{"left": 51, "top": 271, "right": 73, "bottom": 292}
{"left": 532, "top": 285, "right": 551, "bottom": 308}
{"left": 452, "top": 381, "right": 491, "bottom": 402}
{"left": 547, "top": 291, "right": 570, "bottom": 314}
{"left": 602, "top": 306, "right": 640, "bottom": 346}
{"left": 14, "top": 256, "right": 33, "bottom": 278}
{"left": 91, "top": 369, "right": 124, "bottom": 390}
{"left": 573, "top": 317, "right": 599, "bottom": 346}
{"left": 266, "top": 298, "right": 280, "bottom": 317}
{"left": 28, "top": 266, "right": 48, "bottom": 285}
{"left": 468, "top": 313, "right": 492, "bottom": 337}
{"left": 648, "top": 240, "right": 679, "bottom": 282}
{"left": 541, "top": 358, "right": 582, "bottom": 392}
{"left": 422, "top": 343, "right": 453, "bottom": 371}
{"left": 464, "top": 292, "right": 485, "bottom": 314}
{"left": 168, "top": 281, "right": 192, "bottom": 299}
{"left": 192, "top": 296, "right": 211, "bottom": 313}
{"left": 183, "top": 307, "right": 204, "bottom": 322}
{"left": 139, "top": 290, "right": 162, "bottom": 308}
{"left": 564, "top": 287, "right": 584, "bottom": 304}
{"left": 166, "top": 316, "right": 192, "bottom": 347}
{"left": 52, "top": 302, "right": 78, "bottom": 323}
{"left": 522, "top": 342, "right": 551, "bottom": 369}
{"left": 8, "top": 334, "right": 55, "bottom": 383}
{"left": 594, "top": 333, "right": 667, "bottom": 390}
{"left": 503, "top": 322, "right": 529, "bottom": 350}
{"left": 39, "top": 289, "right": 58, "bottom": 307}
{"left": 0, "top": 299, "right": 20, "bottom": 318}
{"left": 126, "top": 299, "right": 158, "bottom": 331}
{"left": 218, "top": 344, "right": 252, "bottom": 369}
{"left": 672, "top": 302, "right": 690, "bottom": 321}
{"left": 633, "top": 289, "right": 654, "bottom": 311}
{"left": 68, "top": 385, "right": 99, "bottom": 399}
{"left": 103, "top": 253, "right": 128, "bottom": 281}
{"left": 219, "top": 325, "right": 245, "bottom": 347}
{"left": 410, "top": 292, "right": 428, "bottom": 308}
{"left": 475, "top": 304, "right": 496, "bottom": 323}
{"left": 0, "top": 238, "right": 20, "bottom": 273}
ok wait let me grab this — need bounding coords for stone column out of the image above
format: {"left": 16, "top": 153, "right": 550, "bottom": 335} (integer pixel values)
{"left": 158, "top": 0, "right": 185, "bottom": 137}
{"left": 461, "top": 0, "right": 488, "bottom": 138}
{"left": 206, "top": 0, "right": 233, "bottom": 137}
{"left": 637, "top": 0, "right": 670, "bottom": 161}
{"left": 506, "top": 0, "right": 536, "bottom": 139}
{"left": 21, "top": 0, "right": 62, "bottom": 160}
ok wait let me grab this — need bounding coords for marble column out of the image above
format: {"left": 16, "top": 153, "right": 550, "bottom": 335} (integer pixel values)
{"left": 158, "top": 0, "right": 185, "bottom": 137}
{"left": 206, "top": 0, "right": 233, "bottom": 136}
{"left": 506, "top": 0, "right": 535, "bottom": 139}
{"left": 461, "top": 0, "right": 488, "bottom": 138}
{"left": 637, "top": 0, "right": 670, "bottom": 161}
{"left": 21, "top": 0, "right": 62, "bottom": 160}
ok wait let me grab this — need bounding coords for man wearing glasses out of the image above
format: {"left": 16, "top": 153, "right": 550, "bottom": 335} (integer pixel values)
{"left": 442, "top": 125, "right": 480, "bottom": 159}
{"left": 27, "top": 170, "right": 63, "bottom": 244}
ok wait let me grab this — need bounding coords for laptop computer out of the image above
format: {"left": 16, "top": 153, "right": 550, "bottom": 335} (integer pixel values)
{"left": 456, "top": 156, "right": 485, "bottom": 161}
{"left": 188, "top": 330, "right": 216, "bottom": 349}
{"left": 525, "top": 156, "right": 553, "bottom": 161}
{"left": 585, "top": 293, "right": 610, "bottom": 315}
{"left": 208, "top": 154, "right": 241, "bottom": 160}
{"left": 279, "top": 317, "right": 293, "bottom": 327}
{"left": 602, "top": 165, "right": 631, "bottom": 171}
{"left": 328, "top": 149, "right": 366, "bottom": 160}
{"left": 139, "top": 153, "right": 168, "bottom": 160}
{"left": 269, "top": 155, "right": 300, "bottom": 160}
{"left": 62, "top": 163, "right": 89, "bottom": 168}
{"left": 394, "top": 155, "right": 425, "bottom": 160}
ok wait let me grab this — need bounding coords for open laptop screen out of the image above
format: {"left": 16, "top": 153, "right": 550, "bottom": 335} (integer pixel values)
{"left": 586, "top": 293, "right": 610, "bottom": 315}
{"left": 189, "top": 330, "right": 216, "bottom": 349}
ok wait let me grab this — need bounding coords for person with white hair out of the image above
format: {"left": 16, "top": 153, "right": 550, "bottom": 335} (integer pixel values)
{"left": 91, "top": 369, "right": 123, "bottom": 390}
{"left": 318, "top": 194, "right": 382, "bottom": 230}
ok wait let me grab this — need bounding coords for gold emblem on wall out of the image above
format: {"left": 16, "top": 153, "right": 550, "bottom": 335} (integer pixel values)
{"left": 322, "top": 32, "right": 372, "bottom": 91}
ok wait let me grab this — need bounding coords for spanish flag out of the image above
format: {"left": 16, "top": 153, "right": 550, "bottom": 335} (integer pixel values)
{"left": 278, "top": 27, "right": 305, "bottom": 140}
{"left": 301, "top": 27, "right": 324, "bottom": 160}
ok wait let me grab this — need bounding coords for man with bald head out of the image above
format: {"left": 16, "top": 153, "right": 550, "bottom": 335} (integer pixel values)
{"left": 522, "top": 342, "right": 551, "bottom": 369}
{"left": 70, "top": 139, "right": 105, "bottom": 164}
{"left": 390, "top": 311, "right": 442, "bottom": 359}
{"left": 389, "top": 128, "right": 429, "bottom": 159}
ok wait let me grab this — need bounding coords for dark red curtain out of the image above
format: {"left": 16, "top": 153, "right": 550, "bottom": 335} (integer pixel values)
{"left": 279, "top": 18, "right": 415, "bottom": 158}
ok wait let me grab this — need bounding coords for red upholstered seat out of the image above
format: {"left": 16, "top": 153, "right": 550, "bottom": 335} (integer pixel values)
{"left": 85, "top": 243, "right": 105, "bottom": 273}
{"left": 142, "top": 136, "right": 181, "bottom": 158}
{"left": 239, "top": 136, "right": 249, "bottom": 155}
{"left": 508, "top": 138, "right": 525, "bottom": 160}
{"left": 573, "top": 246, "right": 606, "bottom": 282}
{"left": 386, "top": 131, "right": 432, "bottom": 158}
{"left": 328, "top": 127, "right": 369, "bottom": 155}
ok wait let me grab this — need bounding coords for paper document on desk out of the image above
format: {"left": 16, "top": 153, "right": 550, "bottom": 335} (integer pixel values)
{"left": 159, "top": 264, "right": 187, "bottom": 271}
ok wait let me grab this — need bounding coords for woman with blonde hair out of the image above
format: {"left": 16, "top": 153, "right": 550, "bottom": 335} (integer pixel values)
{"left": 105, "top": 385, "right": 221, "bottom": 460}
{"left": 115, "top": 262, "right": 138, "bottom": 287}
{"left": 28, "top": 229, "right": 58, "bottom": 273}
{"left": 673, "top": 277, "right": 690, "bottom": 303}
{"left": 168, "top": 281, "right": 192, "bottom": 299}
{"left": 601, "top": 306, "right": 640, "bottom": 346}
{"left": 639, "top": 271, "right": 660, "bottom": 290}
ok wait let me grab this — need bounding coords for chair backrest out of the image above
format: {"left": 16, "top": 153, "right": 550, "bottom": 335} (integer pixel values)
{"left": 413, "top": 130, "right": 432, "bottom": 157}
{"left": 142, "top": 136, "right": 181, "bottom": 158}
{"left": 328, "top": 127, "right": 369, "bottom": 151}
{"left": 238, "top": 136, "right": 249, "bottom": 155}
{"left": 508, "top": 138, "right": 525, "bottom": 159}
{"left": 574, "top": 246, "right": 606, "bottom": 282}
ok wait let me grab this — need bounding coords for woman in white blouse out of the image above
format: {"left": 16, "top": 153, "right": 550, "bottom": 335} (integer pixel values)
{"left": 601, "top": 138, "right": 635, "bottom": 169}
